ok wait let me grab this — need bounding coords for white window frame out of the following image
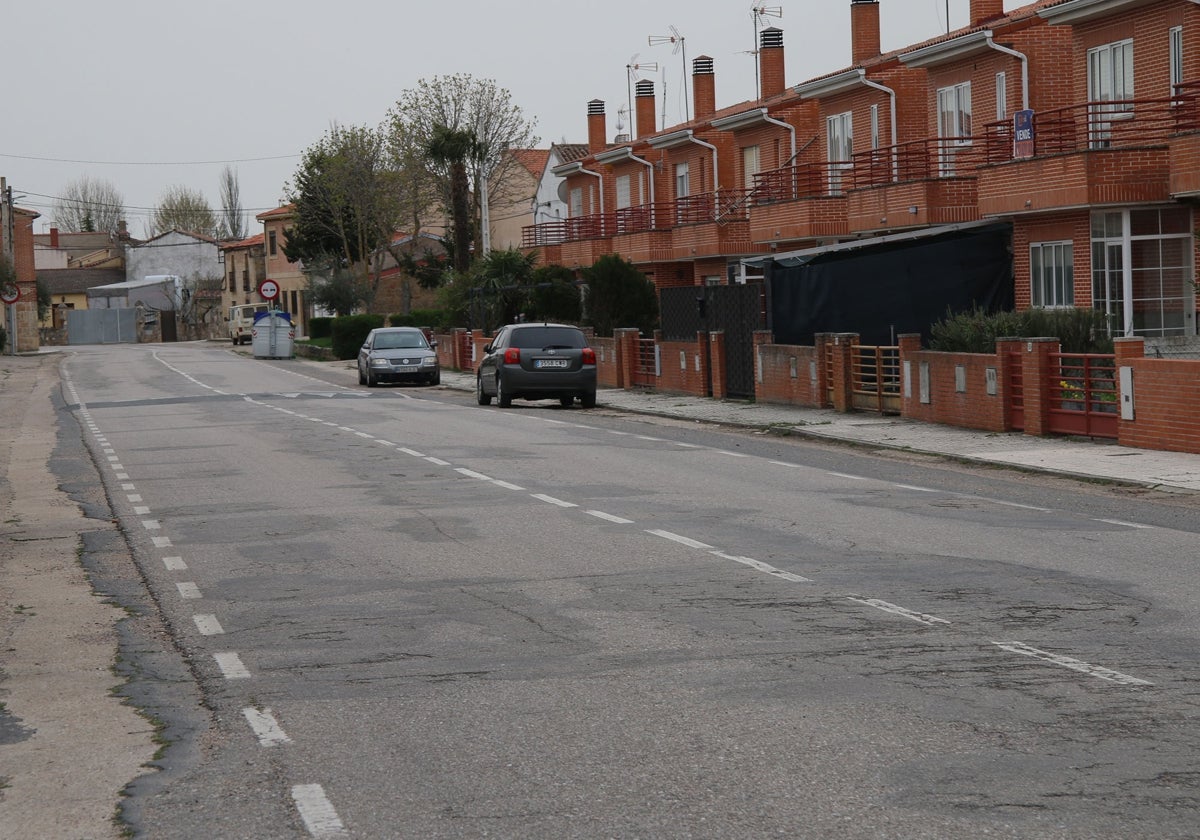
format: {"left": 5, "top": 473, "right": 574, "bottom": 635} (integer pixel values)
{"left": 996, "top": 72, "right": 1008, "bottom": 121}
{"left": 826, "top": 111, "right": 853, "bottom": 196}
{"left": 615, "top": 174, "right": 632, "bottom": 210}
{"left": 1030, "top": 241, "right": 1075, "bottom": 309}
{"left": 937, "top": 82, "right": 972, "bottom": 176}
{"left": 569, "top": 187, "right": 583, "bottom": 218}
{"left": 1088, "top": 39, "right": 1134, "bottom": 146}
{"left": 675, "top": 162, "right": 690, "bottom": 199}
{"left": 742, "top": 145, "right": 761, "bottom": 191}
{"left": 869, "top": 104, "right": 880, "bottom": 151}
{"left": 1170, "top": 26, "right": 1184, "bottom": 99}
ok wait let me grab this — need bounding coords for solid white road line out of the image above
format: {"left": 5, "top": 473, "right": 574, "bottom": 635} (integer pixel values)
{"left": 993, "top": 641, "right": 1152, "bottom": 686}
{"left": 243, "top": 707, "right": 292, "bottom": 747}
{"left": 646, "top": 529, "right": 713, "bottom": 550}
{"left": 214, "top": 652, "right": 251, "bottom": 679}
{"left": 291, "top": 784, "right": 348, "bottom": 838}
{"left": 894, "top": 484, "right": 937, "bottom": 493}
{"left": 847, "top": 596, "right": 950, "bottom": 626}
{"left": 1093, "top": 518, "right": 1153, "bottom": 529}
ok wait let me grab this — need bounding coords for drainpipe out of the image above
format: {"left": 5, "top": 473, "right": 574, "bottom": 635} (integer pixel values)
{"left": 858, "top": 70, "right": 897, "bottom": 181}
{"left": 986, "top": 36, "right": 1029, "bottom": 110}
{"left": 578, "top": 166, "right": 605, "bottom": 231}
{"left": 763, "top": 113, "right": 797, "bottom": 164}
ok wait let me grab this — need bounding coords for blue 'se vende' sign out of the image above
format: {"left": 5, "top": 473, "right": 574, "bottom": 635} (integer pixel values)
{"left": 1014, "top": 109, "right": 1035, "bottom": 158}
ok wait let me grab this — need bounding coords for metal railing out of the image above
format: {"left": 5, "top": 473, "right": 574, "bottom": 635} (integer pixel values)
{"left": 850, "top": 344, "right": 902, "bottom": 414}
{"left": 750, "top": 161, "right": 852, "bottom": 203}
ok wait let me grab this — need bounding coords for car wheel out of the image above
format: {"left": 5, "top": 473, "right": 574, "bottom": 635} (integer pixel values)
{"left": 559, "top": 396, "right": 573, "bottom": 407}
{"left": 476, "top": 374, "right": 492, "bottom": 405}
{"left": 430, "top": 371, "right": 441, "bottom": 386}
{"left": 580, "top": 390, "right": 597, "bottom": 409}
{"left": 230, "top": 336, "right": 237, "bottom": 346}
{"left": 358, "top": 365, "right": 366, "bottom": 385}
{"left": 366, "top": 370, "right": 378, "bottom": 387}
{"left": 496, "top": 375, "right": 512, "bottom": 408}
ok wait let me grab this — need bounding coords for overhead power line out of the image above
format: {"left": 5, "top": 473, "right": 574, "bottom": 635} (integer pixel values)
{"left": 0, "top": 151, "right": 300, "bottom": 166}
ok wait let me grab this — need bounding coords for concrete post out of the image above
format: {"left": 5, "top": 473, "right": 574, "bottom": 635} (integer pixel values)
{"left": 1019, "top": 337, "right": 1060, "bottom": 436}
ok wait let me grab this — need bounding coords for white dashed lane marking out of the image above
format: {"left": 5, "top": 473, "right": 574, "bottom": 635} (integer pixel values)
{"left": 994, "top": 641, "right": 1152, "bottom": 686}
{"left": 291, "top": 784, "right": 348, "bottom": 838}
{"left": 243, "top": 707, "right": 292, "bottom": 747}
{"left": 176, "top": 582, "right": 202, "bottom": 599}
{"left": 214, "top": 652, "right": 251, "bottom": 679}
{"left": 646, "top": 529, "right": 713, "bottom": 550}
{"left": 847, "top": 596, "right": 950, "bottom": 626}
{"left": 193, "top": 614, "right": 225, "bottom": 635}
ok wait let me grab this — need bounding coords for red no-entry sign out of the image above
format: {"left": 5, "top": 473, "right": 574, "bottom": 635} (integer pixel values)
{"left": 258, "top": 279, "right": 280, "bottom": 301}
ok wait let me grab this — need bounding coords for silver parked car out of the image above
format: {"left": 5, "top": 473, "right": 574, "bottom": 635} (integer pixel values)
{"left": 357, "top": 327, "right": 440, "bottom": 387}
{"left": 476, "top": 323, "right": 597, "bottom": 408}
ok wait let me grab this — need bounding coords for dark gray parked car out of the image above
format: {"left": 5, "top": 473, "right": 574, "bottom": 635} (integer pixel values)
{"left": 476, "top": 323, "right": 597, "bottom": 408}
{"left": 357, "top": 327, "right": 440, "bottom": 387}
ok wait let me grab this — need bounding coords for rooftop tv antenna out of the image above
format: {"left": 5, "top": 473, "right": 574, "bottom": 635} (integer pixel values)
{"left": 649, "top": 25, "right": 689, "bottom": 123}
{"left": 751, "top": 5, "right": 783, "bottom": 99}
{"left": 626, "top": 55, "right": 659, "bottom": 139}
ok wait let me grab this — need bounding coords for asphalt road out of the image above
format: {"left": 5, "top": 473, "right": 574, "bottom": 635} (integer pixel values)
{"left": 54, "top": 342, "right": 1200, "bottom": 839}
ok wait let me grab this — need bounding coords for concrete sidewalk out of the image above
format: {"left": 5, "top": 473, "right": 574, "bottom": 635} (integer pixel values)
{"left": 439, "top": 369, "right": 1200, "bottom": 494}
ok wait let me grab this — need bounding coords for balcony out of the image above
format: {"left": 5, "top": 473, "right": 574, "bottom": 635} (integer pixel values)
{"left": 977, "top": 95, "right": 1180, "bottom": 216}
{"left": 745, "top": 162, "right": 850, "bottom": 244}
{"left": 847, "top": 139, "right": 988, "bottom": 233}
{"left": 1169, "top": 80, "right": 1200, "bottom": 197}
{"left": 521, "top": 190, "right": 757, "bottom": 266}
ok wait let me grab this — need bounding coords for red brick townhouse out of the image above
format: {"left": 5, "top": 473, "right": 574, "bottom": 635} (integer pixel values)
{"left": 523, "top": 0, "right": 1200, "bottom": 345}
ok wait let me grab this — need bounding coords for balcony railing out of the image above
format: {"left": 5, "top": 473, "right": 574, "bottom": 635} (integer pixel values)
{"left": 750, "top": 161, "right": 857, "bottom": 203}
{"left": 851, "top": 138, "right": 992, "bottom": 188}
{"left": 982, "top": 94, "right": 1187, "bottom": 159}
{"left": 521, "top": 191, "right": 751, "bottom": 248}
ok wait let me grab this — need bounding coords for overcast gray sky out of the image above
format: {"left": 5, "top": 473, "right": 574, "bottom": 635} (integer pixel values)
{"left": 1, "top": 0, "right": 1004, "bottom": 237}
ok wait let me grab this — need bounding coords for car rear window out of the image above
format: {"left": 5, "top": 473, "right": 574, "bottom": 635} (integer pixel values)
{"left": 508, "top": 327, "right": 586, "bottom": 349}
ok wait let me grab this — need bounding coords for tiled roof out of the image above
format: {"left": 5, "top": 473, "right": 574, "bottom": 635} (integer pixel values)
{"left": 221, "top": 233, "right": 265, "bottom": 251}
{"left": 35, "top": 268, "right": 126, "bottom": 295}
{"left": 552, "top": 143, "right": 590, "bottom": 164}
{"left": 510, "top": 148, "right": 551, "bottom": 178}
{"left": 256, "top": 203, "right": 296, "bottom": 221}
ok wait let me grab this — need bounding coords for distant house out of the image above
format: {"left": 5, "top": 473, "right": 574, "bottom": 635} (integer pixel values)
{"left": 34, "top": 222, "right": 135, "bottom": 271}
{"left": 487, "top": 144, "right": 588, "bottom": 253}
{"left": 370, "top": 231, "right": 448, "bottom": 315}
{"left": 218, "top": 233, "right": 266, "bottom": 318}
{"left": 255, "top": 205, "right": 310, "bottom": 335}
{"left": 37, "top": 267, "right": 125, "bottom": 328}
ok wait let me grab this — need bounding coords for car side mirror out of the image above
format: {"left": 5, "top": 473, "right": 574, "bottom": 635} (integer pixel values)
{"left": 483, "top": 343, "right": 493, "bottom": 353}
{"left": 430, "top": 340, "right": 438, "bottom": 349}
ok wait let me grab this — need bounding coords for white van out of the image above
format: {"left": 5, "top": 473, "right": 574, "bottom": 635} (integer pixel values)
{"left": 227, "top": 303, "right": 270, "bottom": 345}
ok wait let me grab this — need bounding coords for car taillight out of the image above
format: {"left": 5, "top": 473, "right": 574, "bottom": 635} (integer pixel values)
{"left": 504, "top": 348, "right": 521, "bottom": 364}
{"left": 581, "top": 347, "right": 596, "bottom": 365}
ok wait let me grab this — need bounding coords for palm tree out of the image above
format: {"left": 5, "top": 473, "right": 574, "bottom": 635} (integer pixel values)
{"left": 426, "top": 124, "right": 477, "bottom": 274}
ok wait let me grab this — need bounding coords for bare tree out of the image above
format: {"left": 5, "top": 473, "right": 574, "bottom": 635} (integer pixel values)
{"left": 217, "top": 165, "right": 246, "bottom": 240}
{"left": 150, "top": 186, "right": 217, "bottom": 238}
{"left": 387, "top": 74, "right": 539, "bottom": 261}
{"left": 51, "top": 176, "right": 126, "bottom": 233}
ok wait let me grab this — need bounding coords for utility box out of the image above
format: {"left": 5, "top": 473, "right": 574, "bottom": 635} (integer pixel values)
{"left": 252, "top": 311, "right": 295, "bottom": 359}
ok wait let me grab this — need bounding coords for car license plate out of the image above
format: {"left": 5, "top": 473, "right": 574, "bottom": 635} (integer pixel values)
{"left": 395, "top": 365, "right": 419, "bottom": 373}
{"left": 535, "top": 359, "right": 569, "bottom": 369}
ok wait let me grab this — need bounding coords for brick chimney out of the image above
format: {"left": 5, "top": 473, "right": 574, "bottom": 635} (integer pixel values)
{"left": 970, "top": 0, "right": 1005, "bottom": 25}
{"left": 759, "top": 28, "right": 786, "bottom": 99}
{"left": 635, "top": 79, "right": 656, "bottom": 139}
{"left": 851, "top": 0, "right": 881, "bottom": 65}
{"left": 587, "top": 100, "right": 607, "bottom": 153}
{"left": 693, "top": 56, "right": 716, "bottom": 120}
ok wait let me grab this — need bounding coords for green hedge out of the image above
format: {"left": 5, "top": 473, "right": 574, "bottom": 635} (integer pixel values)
{"left": 929, "top": 307, "right": 1114, "bottom": 354}
{"left": 308, "top": 317, "right": 333, "bottom": 340}
{"left": 388, "top": 309, "right": 446, "bottom": 329}
{"left": 330, "top": 314, "right": 385, "bottom": 360}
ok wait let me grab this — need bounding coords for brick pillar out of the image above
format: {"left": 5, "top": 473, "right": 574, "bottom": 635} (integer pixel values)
{"left": 614, "top": 327, "right": 640, "bottom": 390}
{"left": 1113, "top": 336, "right": 1145, "bottom": 363}
{"left": 709, "top": 331, "right": 727, "bottom": 400}
{"left": 995, "top": 338, "right": 1024, "bottom": 431}
{"left": 829, "top": 333, "right": 859, "bottom": 413}
{"left": 753, "top": 330, "right": 772, "bottom": 401}
{"left": 1019, "top": 337, "right": 1060, "bottom": 437}
{"left": 813, "top": 333, "right": 832, "bottom": 407}
{"left": 897, "top": 333, "right": 922, "bottom": 416}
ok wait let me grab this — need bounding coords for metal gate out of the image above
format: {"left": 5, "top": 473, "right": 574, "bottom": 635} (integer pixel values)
{"left": 850, "top": 344, "right": 901, "bottom": 413}
{"left": 631, "top": 339, "right": 659, "bottom": 387}
{"left": 1047, "top": 353, "right": 1118, "bottom": 439}
{"left": 659, "top": 284, "right": 764, "bottom": 398}
{"left": 67, "top": 308, "right": 137, "bottom": 345}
